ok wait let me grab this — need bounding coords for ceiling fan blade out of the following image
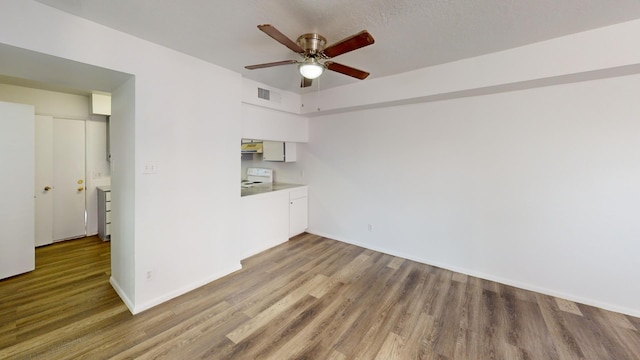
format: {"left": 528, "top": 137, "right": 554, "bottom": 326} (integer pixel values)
{"left": 325, "top": 62, "right": 370, "bottom": 80}
{"left": 257, "top": 24, "right": 305, "bottom": 53}
{"left": 301, "top": 77, "right": 313, "bottom": 88}
{"left": 322, "top": 30, "right": 374, "bottom": 58}
{"left": 245, "top": 60, "right": 298, "bottom": 70}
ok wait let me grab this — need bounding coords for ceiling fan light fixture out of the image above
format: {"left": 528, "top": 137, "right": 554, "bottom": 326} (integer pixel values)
{"left": 299, "top": 58, "right": 324, "bottom": 79}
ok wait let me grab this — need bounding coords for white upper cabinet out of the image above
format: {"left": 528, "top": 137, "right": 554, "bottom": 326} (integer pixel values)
{"left": 263, "top": 141, "right": 296, "bottom": 162}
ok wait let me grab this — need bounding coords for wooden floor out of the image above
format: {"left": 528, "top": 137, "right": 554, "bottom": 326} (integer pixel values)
{"left": 1, "top": 235, "right": 639, "bottom": 359}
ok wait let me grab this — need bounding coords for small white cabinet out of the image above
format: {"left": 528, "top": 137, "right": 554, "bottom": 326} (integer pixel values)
{"left": 263, "top": 141, "right": 296, "bottom": 162}
{"left": 289, "top": 187, "right": 308, "bottom": 237}
{"left": 97, "top": 186, "right": 111, "bottom": 241}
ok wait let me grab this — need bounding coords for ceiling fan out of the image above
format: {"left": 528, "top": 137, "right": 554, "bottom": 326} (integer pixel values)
{"left": 245, "top": 24, "right": 375, "bottom": 88}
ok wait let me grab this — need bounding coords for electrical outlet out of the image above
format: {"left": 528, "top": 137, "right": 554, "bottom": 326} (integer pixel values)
{"left": 368, "top": 224, "right": 373, "bottom": 232}
{"left": 146, "top": 270, "right": 153, "bottom": 281}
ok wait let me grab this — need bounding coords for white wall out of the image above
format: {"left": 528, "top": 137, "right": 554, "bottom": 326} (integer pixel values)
{"left": 0, "top": 84, "right": 110, "bottom": 236}
{"left": 109, "top": 77, "right": 136, "bottom": 309}
{"left": 241, "top": 154, "right": 306, "bottom": 185}
{"left": 0, "top": 84, "right": 88, "bottom": 118}
{"left": 304, "top": 74, "right": 640, "bottom": 316}
{"left": 1, "top": 0, "right": 242, "bottom": 313}
{"left": 242, "top": 78, "right": 301, "bottom": 113}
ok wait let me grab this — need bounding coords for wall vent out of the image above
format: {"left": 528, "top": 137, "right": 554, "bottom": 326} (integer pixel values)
{"left": 258, "top": 88, "right": 270, "bottom": 101}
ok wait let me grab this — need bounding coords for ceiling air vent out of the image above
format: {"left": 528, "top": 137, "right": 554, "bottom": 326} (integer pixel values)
{"left": 258, "top": 87, "right": 270, "bottom": 101}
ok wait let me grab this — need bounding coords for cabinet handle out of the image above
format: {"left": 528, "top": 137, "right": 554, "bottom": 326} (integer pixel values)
{"left": 44, "top": 186, "right": 52, "bottom": 191}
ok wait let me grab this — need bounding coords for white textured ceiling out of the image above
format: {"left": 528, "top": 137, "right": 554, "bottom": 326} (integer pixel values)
{"left": 33, "top": 0, "right": 640, "bottom": 94}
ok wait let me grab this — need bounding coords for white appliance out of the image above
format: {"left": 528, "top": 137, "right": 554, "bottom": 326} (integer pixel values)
{"left": 242, "top": 167, "right": 273, "bottom": 188}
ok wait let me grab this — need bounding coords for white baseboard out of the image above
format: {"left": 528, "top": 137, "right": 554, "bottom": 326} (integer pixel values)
{"left": 306, "top": 230, "right": 640, "bottom": 318}
{"left": 109, "top": 276, "right": 135, "bottom": 314}
{"left": 130, "top": 263, "right": 242, "bottom": 315}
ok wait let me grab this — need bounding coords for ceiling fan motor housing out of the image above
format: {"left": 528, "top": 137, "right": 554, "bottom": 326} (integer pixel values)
{"left": 297, "top": 33, "right": 327, "bottom": 56}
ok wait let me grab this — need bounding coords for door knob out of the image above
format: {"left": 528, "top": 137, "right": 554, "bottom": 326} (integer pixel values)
{"left": 44, "top": 186, "right": 51, "bottom": 191}
{"left": 77, "top": 187, "right": 85, "bottom": 192}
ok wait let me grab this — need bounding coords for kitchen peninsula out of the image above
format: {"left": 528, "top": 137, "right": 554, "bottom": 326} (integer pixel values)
{"left": 240, "top": 171, "right": 308, "bottom": 259}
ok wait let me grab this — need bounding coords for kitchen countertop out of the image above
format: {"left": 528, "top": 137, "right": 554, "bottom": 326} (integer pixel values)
{"left": 241, "top": 182, "right": 306, "bottom": 197}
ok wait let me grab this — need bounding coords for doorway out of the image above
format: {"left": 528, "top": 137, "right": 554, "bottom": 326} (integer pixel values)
{"left": 0, "top": 42, "right": 134, "bottom": 310}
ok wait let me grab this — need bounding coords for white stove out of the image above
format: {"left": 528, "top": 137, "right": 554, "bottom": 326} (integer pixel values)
{"left": 241, "top": 167, "right": 273, "bottom": 188}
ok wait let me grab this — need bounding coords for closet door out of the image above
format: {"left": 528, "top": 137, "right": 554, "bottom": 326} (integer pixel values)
{"left": 52, "top": 118, "right": 86, "bottom": 241}
{"left": 35, "top": 115, "right": 54, "bottom": 246}
{"left": 35, "top": 117, "right": 87, "bottom": 245}
{"left": 0, "top": 101, "right": 35, "bottom": 279}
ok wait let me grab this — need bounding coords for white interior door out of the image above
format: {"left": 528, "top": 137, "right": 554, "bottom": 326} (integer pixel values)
{"left": 35, "top": 115, "right": 54, "bottom": 247}
{"left": 0, "top": 101, "right": 35, "bottom": 280}
{"left": 52, "top": 118, "right": 87, "bottom": 241}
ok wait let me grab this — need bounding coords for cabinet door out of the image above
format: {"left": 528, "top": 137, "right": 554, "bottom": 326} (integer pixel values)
{"left": 284, "top": 142, "right": 297, "bottom": 162}
{"left": 0, "top": 101, "right": 35, "bottom": 279}
{"left": 263, "top": 140, "right": 284, "bottom": 161}
{"left": 289, "top": 196, "right": 308, "bottom": 237}
{"left": 52, "top": 118, "right": 86, "bottom": 241}
{"left": 240, "top": 190, "right": 290, "bottom": 259}
{"left": 35, "top": 115, "right": 53, "bottom": 247}
{"left": 262, "top": 141, "right": 297, "bottom": 162}
{"left": 97, "top": 189, "right": 111, "bottom": 241}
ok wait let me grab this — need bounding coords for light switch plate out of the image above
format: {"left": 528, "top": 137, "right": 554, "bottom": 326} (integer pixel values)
{"left": 143, "top": 161, "right": 157, "bottom": 174}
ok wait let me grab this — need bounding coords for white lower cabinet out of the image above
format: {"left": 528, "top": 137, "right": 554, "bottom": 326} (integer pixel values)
{"left": 240, "top": 186, "right": 308, "bottom": 259}
{"left": 289, "top": 188, "right": 308, "bottom": 237}
{"left": 97, "top": 186, "right": 111, "bottom": 241}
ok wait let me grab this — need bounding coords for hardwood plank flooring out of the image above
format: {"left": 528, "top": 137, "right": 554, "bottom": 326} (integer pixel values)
{"left": 1, "top": 234, "right": 639, "bottom": 359}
